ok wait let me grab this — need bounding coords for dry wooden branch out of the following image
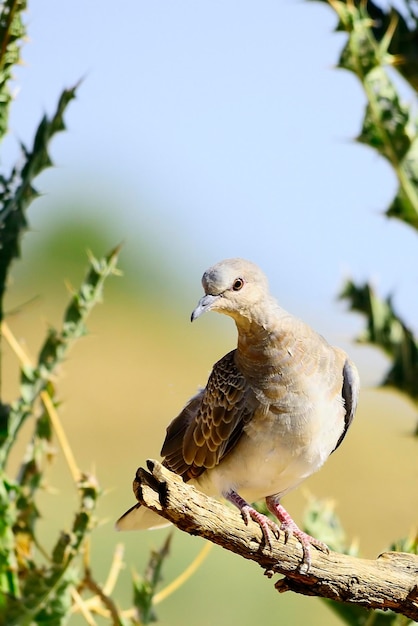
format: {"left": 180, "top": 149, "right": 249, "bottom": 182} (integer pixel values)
{"left": 133, "top": 460, "right": 418, "bottom": 621}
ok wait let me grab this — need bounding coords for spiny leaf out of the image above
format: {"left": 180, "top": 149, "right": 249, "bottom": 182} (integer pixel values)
{"left": 353, "top": 0, "right": 418, "bottom": 91}
{"left": 0, "top": 245, "right": 121, "bottom": 468}
{"left": 0, "top": 0, "right": 27, "bottom": 141}
{"left": 313, "top": 0, "right": 418, "bottom": 90}
{"left": 303, "top": 498, "right": 357, "bottom": 556}
{"left": 336, "top": 2, "right": 381, "bottom": 77}
{"left": 0, "top": 246, "right": 120, "bottom": 606}
{"left": 358, "top": 68, "right": 412, "bottom": 162}
{"left": 321, "top": 0, "right": 418, "bottom": 232}
{"left": 133, "top": 533, "right": 173, "bottom": 624}
{"left": 0, "top": 473, "right": 20, "bottom": 601}
{"left": 0, "top": 84, "right": 78, "bottom": 323}
{"left": 340, "top": 280, "right": 418, "bottom": 406}
{"left": 387, "top": 138, "right": 418, "bottom": 228}
{"left": 4, "top": 474, "right": 99, "bottom": 624}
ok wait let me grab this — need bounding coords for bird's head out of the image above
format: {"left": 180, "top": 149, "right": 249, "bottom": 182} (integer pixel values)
{"left": 191, "top": 258, "right": 270, "bottom": 324}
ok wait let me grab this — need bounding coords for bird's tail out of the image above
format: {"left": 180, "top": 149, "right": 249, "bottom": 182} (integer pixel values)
{"left": 115, "top": 503, "right": 171, "bottom": 531}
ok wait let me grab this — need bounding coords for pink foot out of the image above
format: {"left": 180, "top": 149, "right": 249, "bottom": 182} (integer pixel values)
{"left": 266, "top": 496, "right": 329, "bottom": 571}
{"left": 226, "top": 491, "right": 280, "bottom": 550}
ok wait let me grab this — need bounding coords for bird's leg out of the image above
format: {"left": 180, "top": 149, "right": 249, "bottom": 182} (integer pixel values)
{"left": 266, "top": 496, "right": 329, "bottom": 571}
{"left": 225, "top": 490, "right": 280, "bottom": 550}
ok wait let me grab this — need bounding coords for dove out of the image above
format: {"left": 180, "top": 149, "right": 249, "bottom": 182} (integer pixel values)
{"left": 117, "top": 258, "right": 359, "bottom": 570}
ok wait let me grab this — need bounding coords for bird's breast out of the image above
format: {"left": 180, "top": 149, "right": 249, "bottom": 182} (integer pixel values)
{"left": 196, "top": 318, "right": 349, "bottom": 503}
{"left": 196, "top": 389, "right": 345, "bottom": 504}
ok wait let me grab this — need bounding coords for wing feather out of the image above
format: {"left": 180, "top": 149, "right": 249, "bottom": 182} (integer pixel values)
{"left": 333, "top": 357, "right": 360, "bottom": 452}
{"left": 161, "top": 350, "right": 254, "bottom": 480}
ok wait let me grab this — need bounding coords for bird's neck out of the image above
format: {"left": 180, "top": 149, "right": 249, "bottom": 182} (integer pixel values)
{"left": 233, "top": 300, "right": 293, "bottom": 381}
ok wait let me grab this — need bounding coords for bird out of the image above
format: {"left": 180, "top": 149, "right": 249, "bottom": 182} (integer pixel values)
{"left": 116, "top": 258, "right": 359, "bottom": 570}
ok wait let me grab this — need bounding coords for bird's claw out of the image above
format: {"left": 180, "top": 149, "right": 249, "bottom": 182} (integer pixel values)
{"left": 265, "top": 498, "right": 329, "bottom": 572}
{"left": 244, "top": 507, "right": 328, "bottom": 572}
{"left": 279, "top": 520, "right": 329, "bottom": 572}
{"left": 228, "top": 491, "right": 328, "bottom": 572}
{"left": 241, "top": 505, "right": 280, "bottom": 550}
{"left": 226, "top": 491, "right": 280, "bottom": 549}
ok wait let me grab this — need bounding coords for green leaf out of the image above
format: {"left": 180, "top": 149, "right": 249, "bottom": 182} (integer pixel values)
{"left": 0, "top": 246, "right": 120, "bottom": 618}
{"left": 0, "top": 245, "right": 121, "bottom": 467}
{"left": 303, "top": 498, "right": 358, "bottom": 555}
{"left": 324, "top": 599, "right": 403, "bottom": 625}
{"left": 387, "top": 138, "right": 418, "bottom": 228}
{"left": 133, "top": 532, "right": 173, "bottom": 625}
{"left": 4, "top": 474, "right": 100, "bottom": 624}
{"left": 0, "top": 85, "right": 78, "bottom": 322}
{"left": 312, "top": 0, "right": 418, "bottom": 90}
{"left": 315, "top": 0, "right": 418, "bottom": 231}
{"left": 355, "top": 0, "right": 418, "bottom": 92}
{"left": 358, "top": 68, "right": 412, "bottom": 162}
{"left": 0, "top": 0, "right": 27, "bottom": 141}
{"left": 389, "top": 532, "right": 418, "bottom": 555}
{"left": 336, "top": 3, "right": 381, "bottom": 77}
{"left": 340, "top": 280, "right": 418, "bottom": 406}
{"left": 31, "top": 573, "right": 73, "bottom": 626}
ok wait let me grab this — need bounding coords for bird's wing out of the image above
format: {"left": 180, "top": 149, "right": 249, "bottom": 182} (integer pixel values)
{"left": 161, "top": 349, "right": 255, "bottom": 480}
{"left": 333, "top": 357, "right": 360, "bottom": 452}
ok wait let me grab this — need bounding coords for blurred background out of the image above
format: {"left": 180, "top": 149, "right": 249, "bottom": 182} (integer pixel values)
{"left": 2, "top": 1, "right": 418, "bottom": 624}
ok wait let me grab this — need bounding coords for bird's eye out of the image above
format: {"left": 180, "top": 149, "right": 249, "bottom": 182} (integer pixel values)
{"left": 232, "top": 278, "right": 244, "bottom": 291}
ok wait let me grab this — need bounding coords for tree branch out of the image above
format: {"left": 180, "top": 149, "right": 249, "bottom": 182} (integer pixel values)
{"left": 133, "top": 460, "right": 418, "bottom": 621}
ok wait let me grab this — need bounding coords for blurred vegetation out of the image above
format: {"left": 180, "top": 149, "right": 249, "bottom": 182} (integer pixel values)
{"left": 0, "top": 2, "right": 171, "bottom": 623}
{"left": 315, "top": 0, "right": 418, "bottom": 622}
{"left": 0, "top": 0, "right": 417, "bottom": 625}
{"left": 319, "top": 0, "right": 418, "bottom": 439}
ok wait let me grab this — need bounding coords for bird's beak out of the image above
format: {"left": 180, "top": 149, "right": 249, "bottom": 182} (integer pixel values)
{"left": 191, "top": 294, "right": 220, "bottom": 322}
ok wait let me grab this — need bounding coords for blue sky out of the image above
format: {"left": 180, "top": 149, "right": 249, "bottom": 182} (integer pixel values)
{"left": 4, "top": 0, "right": 418, "bottom": 382}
